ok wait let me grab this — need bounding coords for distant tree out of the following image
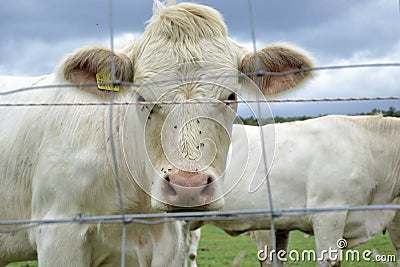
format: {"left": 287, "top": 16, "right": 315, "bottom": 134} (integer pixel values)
{"left": 387, "top": 106, "right": 396, "bottom": 116}
{"left": 274, "top": 115, "right": 314, "bottom": 123}
{"left": 360, "top": 106, "right": 399, "bottom": 117}
{"left": 239, "top": 116, "right": 258, "bottom": 126}
{"left": 237, "top": 116, "right": 274, "bottom": 126}
{"left": 239, "top": 107, "right": 399, "bottom": 125}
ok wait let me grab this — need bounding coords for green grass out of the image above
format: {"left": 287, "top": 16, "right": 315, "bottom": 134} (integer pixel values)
{"left": 6, "top": 261, "right": 37, "bottom": 267}
{"left": 7, "top": 226, "right": 397, "bottom": 266}
{"left": 286, "top": 231, "right": 396, "bottom": 266}
{"left": 196, "top": 225, "right": 259, "bottom": 267}
{"left": 197, "top": 225, "right": 397, "bottom": 267}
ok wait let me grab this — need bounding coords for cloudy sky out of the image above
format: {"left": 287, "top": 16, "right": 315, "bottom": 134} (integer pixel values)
{"left": 1, "top": 0, "right": 399, "bottom": 117}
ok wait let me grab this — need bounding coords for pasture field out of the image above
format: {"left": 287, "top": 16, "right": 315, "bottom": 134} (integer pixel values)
{"left": 7, "top": 225, "right": 396, "bottom": 266}
{"left": 197, "top": 225, "right": 397, "bottom": 267}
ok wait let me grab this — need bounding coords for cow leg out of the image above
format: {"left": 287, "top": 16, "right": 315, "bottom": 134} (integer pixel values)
{"left": 313, "top": 212, "right": 347, "bottom": 267}
{"left": 275, "top": 230, "right": 290, "bottom": 266}
{"left": 252, "top": 230, "right": 289, "bottom": 267}
{"left": 33, "top": 224, "right": 91, "bottom": 267}
{"left": 387, "top": 210, "right": 400, "bottom": 266}
{"left": 187, "top": 229, "right": 201, "bottom": 267}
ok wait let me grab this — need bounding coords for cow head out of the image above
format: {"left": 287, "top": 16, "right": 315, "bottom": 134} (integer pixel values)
{"left": 60, "top": 1, "right": 314, "bottom": 213}
{"left": 124, "top": 1, "right": 314, "bottom": 212}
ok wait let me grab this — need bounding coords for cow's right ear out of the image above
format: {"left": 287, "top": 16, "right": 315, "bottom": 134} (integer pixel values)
{"left": 61, "top": 46, "right": 133, "bottom": 95}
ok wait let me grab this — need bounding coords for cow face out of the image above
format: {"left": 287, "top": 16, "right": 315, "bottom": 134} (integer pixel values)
{"left": 132, "top": 62, "right": 240, "bottom": 211}
{"left": 123, "top": 1, "right": 315, "bottom": 212}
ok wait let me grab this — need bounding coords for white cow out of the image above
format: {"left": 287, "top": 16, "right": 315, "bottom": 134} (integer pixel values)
{"left": 189, "top": 115, "right": 400, "bottom": 267}
{"left": 0, "top": 1, "right": 314, "bottom": 266}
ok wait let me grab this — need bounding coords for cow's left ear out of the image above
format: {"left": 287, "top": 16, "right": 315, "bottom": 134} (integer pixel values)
{"left": 239, "top": 43, "right": 314, "bottom": 95}
{"left": 62, "top": 46, "right": 133, "bottom": 94}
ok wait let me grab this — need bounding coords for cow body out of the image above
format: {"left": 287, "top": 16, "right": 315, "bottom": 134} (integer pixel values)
{"left": 0, "top": 1, "right": 313, "bottom": 265}
{"left": 0, "top": 74, "right": 187, "bottom": 266}
{"left": 190, "top": 115, "right": 400, "bottom": 266}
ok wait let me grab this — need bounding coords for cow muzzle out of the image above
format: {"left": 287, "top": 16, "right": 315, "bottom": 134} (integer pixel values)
{"left": 161, "top": 171, "right": 217, "bottom": 208}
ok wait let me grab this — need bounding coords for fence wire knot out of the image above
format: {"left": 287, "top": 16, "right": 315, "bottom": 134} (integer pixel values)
{"left": 73, "top": 212, "right": 84, "bottom": 223}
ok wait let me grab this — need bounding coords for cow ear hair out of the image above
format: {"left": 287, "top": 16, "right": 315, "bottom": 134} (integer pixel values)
{"left": 239, "top": 43, "right": 315, "bottom": 96}
{"left": 61, "top": 46, "right": 133, "bottom": 95}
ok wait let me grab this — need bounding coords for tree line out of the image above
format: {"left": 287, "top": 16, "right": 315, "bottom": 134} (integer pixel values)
{"left": 240, "top": 106, "right": 400, "bottom": 126}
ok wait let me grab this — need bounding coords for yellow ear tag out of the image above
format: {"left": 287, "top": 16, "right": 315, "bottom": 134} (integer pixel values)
{"left": 96, "top": 73, "right": 120, "bottom": 92}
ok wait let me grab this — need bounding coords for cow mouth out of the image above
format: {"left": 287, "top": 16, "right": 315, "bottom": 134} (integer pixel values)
{"left": 166, "top": 205, "right": 213, "bottom": 213}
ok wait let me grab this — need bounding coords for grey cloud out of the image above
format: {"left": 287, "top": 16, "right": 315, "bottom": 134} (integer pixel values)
{"left": 1, "top": 0, "right": 152, "bottom": 41}
{"left": 1, "top": 0, "right": 399, "bottom": 116}
{"left": 2, "top": 0, "right": 398, "bottom": 62}
{"left": 197, "top": 0, "right": 400, "bottom": 64}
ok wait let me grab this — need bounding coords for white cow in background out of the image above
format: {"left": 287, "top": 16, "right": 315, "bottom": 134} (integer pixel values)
{"left": 188, "top": 115, "right": 400, "bottom": 267}
{"left": 0, "top": 0, "right": 314, "bottom": 266}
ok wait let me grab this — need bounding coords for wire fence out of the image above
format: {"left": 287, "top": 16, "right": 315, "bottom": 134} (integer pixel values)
{"left": 1, "top": 0, "right": 400, "bottom": 266}
{"left": 0, "top": 96, "right": 399, "bottom": 107}
{"left": 3, "top": 204, "right": 400, "bottom": 234}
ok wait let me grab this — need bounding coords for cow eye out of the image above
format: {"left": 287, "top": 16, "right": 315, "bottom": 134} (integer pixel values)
{"left": 226, "top": 93, "right": 237, "bottom": 105}
{"left": 228, "top": 93, "right": 237, "bottom": 101}
{"left": 137, "top": 94, "right": 149, "bottom": 112}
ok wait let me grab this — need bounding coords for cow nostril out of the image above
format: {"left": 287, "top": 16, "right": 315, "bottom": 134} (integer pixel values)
{"left": 164, "top": 175, "right": 177, "bottom": 196}
{"left": 201, "top": 179, "right": 213, "bottom": 197}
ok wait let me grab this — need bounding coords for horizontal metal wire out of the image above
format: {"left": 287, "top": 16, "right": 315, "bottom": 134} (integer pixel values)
{"left": 1, "top": 204, "right": 400, "bottom": 233}
{"left": 0, "top": 96, "right": 398, "bottom": 107}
